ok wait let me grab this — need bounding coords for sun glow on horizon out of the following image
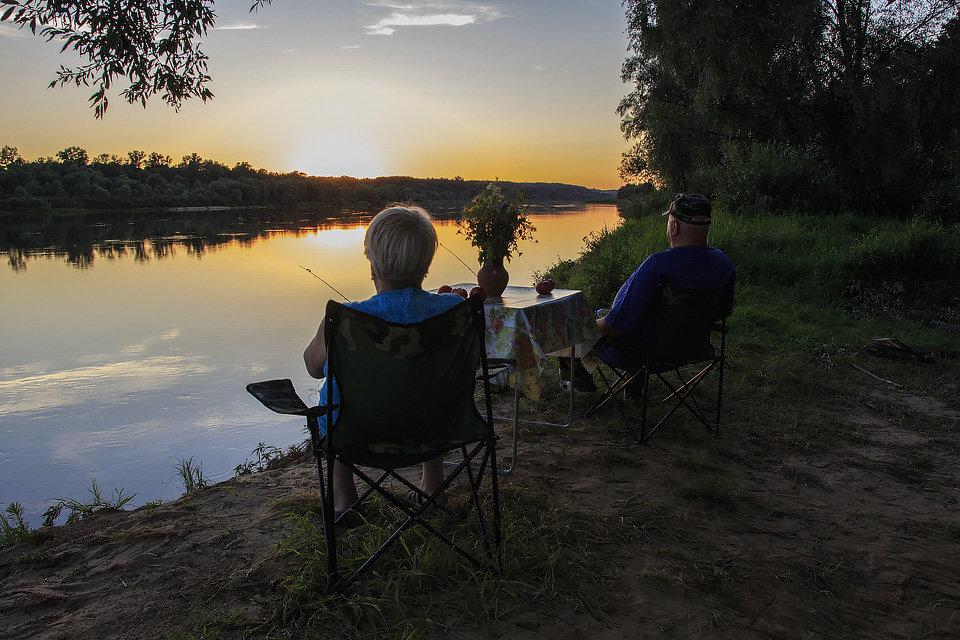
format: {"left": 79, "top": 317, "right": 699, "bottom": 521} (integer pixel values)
{"left": 289, "top": 129, "right": 386, "bottom": 179}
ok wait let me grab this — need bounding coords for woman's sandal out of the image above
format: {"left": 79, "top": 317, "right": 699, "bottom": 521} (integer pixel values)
{"left": 405, "top": 489, "right": 447, "bottom": 511}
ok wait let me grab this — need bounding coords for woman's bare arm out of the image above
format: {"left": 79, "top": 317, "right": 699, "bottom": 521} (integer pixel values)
{"left": 303, "top": 320, "right": 327, "bottom": 378}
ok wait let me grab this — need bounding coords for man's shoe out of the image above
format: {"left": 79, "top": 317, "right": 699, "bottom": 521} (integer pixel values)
{"left": 558, "top": 358, "right": 597, "bottom": 394}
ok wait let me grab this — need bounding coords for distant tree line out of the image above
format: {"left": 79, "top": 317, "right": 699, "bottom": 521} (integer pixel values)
{"left": 0, "top": 145, "right": 607, "bottom": 212}
{"left": 619, "top": 1, "right": 960, "bottom": 220}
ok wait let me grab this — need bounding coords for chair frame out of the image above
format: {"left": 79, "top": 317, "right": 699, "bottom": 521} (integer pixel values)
{"left": 247, "top": 295, "right": 501, "bottom": 592}
{"left": 582, "top": 279, "right": 731, "bottom": 445}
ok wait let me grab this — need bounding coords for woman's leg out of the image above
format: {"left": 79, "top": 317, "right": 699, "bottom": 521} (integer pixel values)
{"left": 332, "top": 459, "right": 359, "bottom": 513}
{"left": 420, "top": 456, "right": 444, "bottom": 494}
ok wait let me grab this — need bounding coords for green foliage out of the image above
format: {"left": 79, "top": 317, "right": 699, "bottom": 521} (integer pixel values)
{"left": 175, "top": 457, "right": 209, "bottom": 496}
{"left": 619, "top": 1, "right": 960, "bottom": 215}
{"left": 0, "top": 145, "right": 22, "bottom": 168}
{"left": 41, "top": 480, "right": 137, "bottom": 527}
{"left": 458, "top": 182, "right": 536, "bottom": 264}
{"left": 274, "top": 485, "right": 607, "bottom": 637}
{"left": 0, "top": 0, "right": 252, "bottom": 116}
{"left": 234, "top": 442, "right": 283, "bottom": 477}
{"left": 0, "top": 154, "right": 607, "bottom": 212}
{"left": 1, "top": 502, "right": 32, "bottom": 546}
{"left": 708, "top": 141, "right": 838, "bottom": 214}
{"left": 547, "top": 208, "right": 960, "bottom": 346}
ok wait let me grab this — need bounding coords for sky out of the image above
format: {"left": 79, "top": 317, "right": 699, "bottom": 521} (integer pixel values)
{"left": 0, "top": 1, "right": 631, "bottom": 189}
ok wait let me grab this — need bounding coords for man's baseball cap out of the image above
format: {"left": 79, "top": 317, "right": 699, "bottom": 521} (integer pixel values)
{"left": 663, "top": 193, "right": 711, "bottom": 225}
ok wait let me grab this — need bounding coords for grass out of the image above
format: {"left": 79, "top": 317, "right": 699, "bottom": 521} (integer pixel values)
{"left": 234, "top": 442, "right": 284, "bottom": 477}
{"left": 547, "top": 210, "right": 960, "bottom": 352}
{"left": 40, "top": 480, "right": 137, "bottom": 527}
{"left": 270, "top": 483, "right": 614, "bottom": 638}
{"left": 1, "top": 502, "right": 31, "bottom": 547}
{"left": 174, "top": 456, "right": 210, "bottom": 496}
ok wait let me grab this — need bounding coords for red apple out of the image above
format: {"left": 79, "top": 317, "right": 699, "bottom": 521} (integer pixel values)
{"left": 437, "top": 285, "right": 453, "bottom": 294}
{"left": 451, "top": 287, "right": 468, "bottom": 299}
{"left": 469, "top": 286, "right": 488, "bottom": 301}
{"left": 535, "top": 279, "right": 555, "bottom": 295}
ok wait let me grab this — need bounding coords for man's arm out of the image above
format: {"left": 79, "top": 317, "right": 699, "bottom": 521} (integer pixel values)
{"left": 597, "top": 316, "right": 626, "bottom": 338}
{"left": 303, "top": 320, "right": 327, "bottom": 378}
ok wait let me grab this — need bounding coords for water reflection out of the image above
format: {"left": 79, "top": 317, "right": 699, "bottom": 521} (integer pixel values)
{"left": 2, "top": 208, "right": 382, "bottom": 271}
{"left": 0, "top": 203, "right": 621, "bottom": 525}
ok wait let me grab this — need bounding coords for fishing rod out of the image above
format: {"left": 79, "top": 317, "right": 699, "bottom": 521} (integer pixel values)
{"left": 298, "top": 265, "right": 351, "bottom": 302}
{"left": 299, "top": 240, "right": 475, "bottom": 301}
{"left": 438, "top": 240, "right": 478, "bottom": 277}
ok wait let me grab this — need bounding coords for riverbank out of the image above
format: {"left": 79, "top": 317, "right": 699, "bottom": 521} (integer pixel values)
{"left": 2, "top": 353, "right": 959, "bottom": 638}
{"left": 3, "top": 208, "right": 958, "bottom": 638}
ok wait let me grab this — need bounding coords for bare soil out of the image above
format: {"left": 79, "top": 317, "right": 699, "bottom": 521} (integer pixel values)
{"left": 2, "top": 357, "right": 959, "bottom": 639}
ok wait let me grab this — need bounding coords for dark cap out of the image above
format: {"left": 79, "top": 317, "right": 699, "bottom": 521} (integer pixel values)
{"left": 662, "top": 193, "right": 711, "bottom": 225}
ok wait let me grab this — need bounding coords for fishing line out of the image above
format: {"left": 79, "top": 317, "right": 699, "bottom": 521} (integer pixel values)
{"left": 438, "top": 240, "right": 478, "bottom": 277}
{"left": 298, "top": 265, "right": 351, "bottom": 302}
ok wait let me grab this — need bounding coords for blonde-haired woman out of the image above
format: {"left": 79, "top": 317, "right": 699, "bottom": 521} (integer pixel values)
{"left": 304, "top": 206, "right": 462, "bottom": 519}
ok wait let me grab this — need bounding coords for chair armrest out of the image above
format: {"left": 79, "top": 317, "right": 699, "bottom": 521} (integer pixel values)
{"left": 476, "top": 358, "right": 516, "bottom": 381}
{"left": 246, "top": 379, "right": 335, "bottom": 417}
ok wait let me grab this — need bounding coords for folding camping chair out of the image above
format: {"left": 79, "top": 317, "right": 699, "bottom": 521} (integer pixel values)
{"left": 246, "top": 295, "right": 501, "bottom": 592}
{"left": 582, "top": 278, "right": 731, "bottom": 444}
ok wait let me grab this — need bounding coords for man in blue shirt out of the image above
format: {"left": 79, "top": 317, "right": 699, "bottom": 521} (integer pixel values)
{"left": 561, "top": 193, "right": 735, "bottom": 391}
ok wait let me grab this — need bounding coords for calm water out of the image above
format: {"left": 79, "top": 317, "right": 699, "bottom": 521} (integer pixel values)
{"left": 0, "top": 203, "right": 620, "bottom": 525}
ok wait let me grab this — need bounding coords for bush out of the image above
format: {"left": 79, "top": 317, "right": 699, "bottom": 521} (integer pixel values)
{"left": 713, "top": 141, "right": 839, "bottom": 214}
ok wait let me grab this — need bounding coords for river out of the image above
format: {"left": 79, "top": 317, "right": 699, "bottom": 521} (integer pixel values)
{"left": 0, "top": 202, "right": 620, "bottom": 525}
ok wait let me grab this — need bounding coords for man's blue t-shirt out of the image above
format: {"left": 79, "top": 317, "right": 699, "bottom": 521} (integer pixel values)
{"left": 317, "top": 287, "right": 462, "bottom": 434}
{"left": 597, "top": 245, "right": 735, "bottom": 366}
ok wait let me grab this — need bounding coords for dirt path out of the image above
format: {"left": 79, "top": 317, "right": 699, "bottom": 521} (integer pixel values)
{"left": 2, "top": 363, "right": 959, "bottom": 639}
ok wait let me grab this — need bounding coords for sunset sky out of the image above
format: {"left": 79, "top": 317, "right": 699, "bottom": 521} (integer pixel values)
{"left": 0, "top": 1, "right": 630, "bottom": 189}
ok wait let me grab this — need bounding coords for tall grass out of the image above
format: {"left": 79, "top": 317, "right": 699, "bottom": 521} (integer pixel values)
{"left": 546, "top": 210, "right": 960, "bottom": 349}
{"left": 41, "top": 480, "right": 137, "bottom": 527}
{"left": 1, "top": 502, "right": 31, "bottom": 546}
{"left": 272, "top": 484, "right": 612, "bottom": 638}
{"left": 175, "top": 456, "right": 209, "bottom": 495}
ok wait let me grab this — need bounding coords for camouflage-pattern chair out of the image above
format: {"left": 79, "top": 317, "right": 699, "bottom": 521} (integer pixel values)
{"left": 582, "top": 279, "right": 731, "bottom": 444}
{"left": 247, "top": 295, "right": 501, "bottom": 591}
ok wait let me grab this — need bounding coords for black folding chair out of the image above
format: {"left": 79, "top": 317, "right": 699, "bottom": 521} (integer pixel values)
{"left": 247, "top": 295, "right": 501, "bottom": 591}
{"left": 582, "top": 279, "right": 731, "bottom": 444}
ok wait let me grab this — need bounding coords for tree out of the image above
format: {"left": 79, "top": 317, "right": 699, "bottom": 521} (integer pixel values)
{"left": 619, "top": 0, "right": 960, "bottom": 213}
{"left": 0, "top": 145, "right": 22, "bottom": 168}
{"left": 127, "top": 150, "right": 146, "bottom": 169}
{"left": 146, "top": 152, "right": 172, "bottom": 168}
{"left": 0, "top": 0, "right": 274, "bottom": 117}
{"left": 56, "top": 146, "right": 89, "bottom": 165}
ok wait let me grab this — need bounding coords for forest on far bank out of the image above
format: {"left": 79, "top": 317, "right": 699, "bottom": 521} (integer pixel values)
{"left": 0, "top": 146, "right": 611, "bottom": 212}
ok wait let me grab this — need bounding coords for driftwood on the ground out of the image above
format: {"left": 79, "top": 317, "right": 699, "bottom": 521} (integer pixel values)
{"left": 866, "top": 337, "right": 958, "bottom": 364}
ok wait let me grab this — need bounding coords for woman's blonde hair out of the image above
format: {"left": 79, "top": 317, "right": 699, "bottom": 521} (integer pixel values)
{"left": 364, "top": 206, "right": 438, "bottom": 289}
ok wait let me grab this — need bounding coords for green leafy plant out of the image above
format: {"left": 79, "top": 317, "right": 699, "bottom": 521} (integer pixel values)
{"left": 41, "top": 480, "right": 137, "bottom": 527}
{"left": 175, "top": 456, "right": 209, "bottom": 495}
{"left": 458, "top": 182, "right": 535, "bottom": 264}
{"left": 1, "top": 502, "right": 32, "bottom": 546}
{"left": 234, "top": 442, "right": 284, "bottom": 477}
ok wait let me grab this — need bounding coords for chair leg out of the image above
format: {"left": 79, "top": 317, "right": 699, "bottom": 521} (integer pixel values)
{"left": 324, "top": 450, "right": 339, "bottom": 587}
{"left": 640, "top": 370, "right": 650, "bottom": 444}
{"left": 715, "top": 356, "right": 725, "bottom": 437}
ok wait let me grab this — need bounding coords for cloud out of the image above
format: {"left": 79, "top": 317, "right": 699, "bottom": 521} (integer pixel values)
{"left": 0, "top": 23, "right": 31, "bottom": 39}
{"left": 216, "top": 22, "right": 267, "bottom": 30}
{"left": 364, "top": 1, "right": 502, "bottom": 36}
{"left": 342, "top": 44, "right": 361, "bottom": 49}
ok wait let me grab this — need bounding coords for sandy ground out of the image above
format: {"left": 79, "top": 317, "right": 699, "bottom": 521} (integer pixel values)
{"left": 2, "top": 357, "right": 959, "bottom": 639}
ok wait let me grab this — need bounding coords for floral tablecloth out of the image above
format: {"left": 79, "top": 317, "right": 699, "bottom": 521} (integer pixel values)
{"left": 452, "top": 284, "right": 600, "bottom": 401}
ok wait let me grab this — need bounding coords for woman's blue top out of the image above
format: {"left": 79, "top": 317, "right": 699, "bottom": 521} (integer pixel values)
{"left": 316, "top": 287, "right": 462, "bottom": 435}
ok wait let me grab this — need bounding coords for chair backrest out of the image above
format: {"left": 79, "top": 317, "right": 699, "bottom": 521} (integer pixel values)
{"left": 324, "top": 295, "right": 491, "bottom": 463}
{"left": 646, "top": 278, "right": 729, "bottom": 366}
